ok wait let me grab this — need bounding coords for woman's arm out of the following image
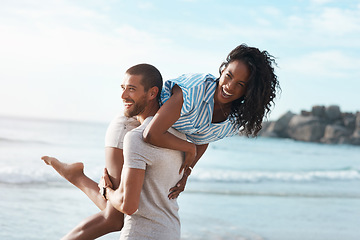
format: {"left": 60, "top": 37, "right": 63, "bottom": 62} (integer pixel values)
{"left": 168, "top": 143, "right": 208, "bottom": 199}
{"left": 143, "top": 85, "right": 196, "bottom": 173}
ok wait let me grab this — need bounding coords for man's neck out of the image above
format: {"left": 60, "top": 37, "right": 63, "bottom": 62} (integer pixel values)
{"left": 136, "top": 102, "right": 160, "bottom": 124}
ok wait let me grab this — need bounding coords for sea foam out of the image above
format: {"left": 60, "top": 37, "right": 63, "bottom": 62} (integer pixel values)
{"left": 191, "top": 168, "right": 360, "bottom": 183}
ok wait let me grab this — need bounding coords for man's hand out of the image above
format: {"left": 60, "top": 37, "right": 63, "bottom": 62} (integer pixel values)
{"left": 168, "top": 174, "right": 188, "bottom": 199}
{"left": 99, "top": 168, "right": 113, "bottom": 199}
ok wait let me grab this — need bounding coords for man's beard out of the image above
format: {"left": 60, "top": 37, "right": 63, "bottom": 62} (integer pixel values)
{"left": 123, "top": 96, "right": 147, "bottom": 117}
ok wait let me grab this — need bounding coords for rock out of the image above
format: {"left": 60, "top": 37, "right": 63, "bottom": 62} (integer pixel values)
{"left": 342, "top": 113, "right": 356, "bottom": 130}
{"left": 355, "top": 112, "right": 360, "bottom": 128}
{"left": 301, "top": 110, "right": 311, "bottom": 116}
{"left": 258, "top": 111, "right": 295, "bottom": 138}
{"left": 259, "top": 121, "right": 273, "bottom": 135}
{"left": 350, "top": 138, "right": 360, "bottom": 145}
{"left": 287, "top": 115, "right": 317, "bottom": 127}
{"left": 312, "top": 105, "right": 326, "bottom": 118}
{"left": 338, "top": 137, "right": 351, "bottom": 145}
{"left": 271, "top": 111, "right": 295, "bottom": 138}
{"left": 259, "top": 122, "right": 279, "bottom": 137}
{"left": 321, "top": 125, "right": 351, "bottom": 144}
{"left": 350, "top": 129, "right": 360, "bottom": 145}
{"left": 260, "top": 121, "right": 272, "bottom": 132}
{"left": 351, "top": 112, "right": 360, "bottom": 145}
{"left": 287, "top": 115, "right": 326, "bottom": 142}
{"left": 352, "top": 129, "right": 360, "bottom": 138}
{"left": 261, "top": 105, "right": 360, "bottom": 146}
{"left": 325, "top": 105, "right": 341, "bottom": 121}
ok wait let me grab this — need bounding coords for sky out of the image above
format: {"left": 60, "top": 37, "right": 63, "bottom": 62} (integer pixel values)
{"left": 1, "top": 0, "right": 359, "bottom": 123}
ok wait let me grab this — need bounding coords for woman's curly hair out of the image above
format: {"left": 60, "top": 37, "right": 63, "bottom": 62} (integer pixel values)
{"left": 219, "top": 44, "right": 281, "bottom": 137}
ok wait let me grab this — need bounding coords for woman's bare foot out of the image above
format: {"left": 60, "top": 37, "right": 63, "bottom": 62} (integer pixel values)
{"left": 41, "top": 156, "right": 84, "bottom": 184}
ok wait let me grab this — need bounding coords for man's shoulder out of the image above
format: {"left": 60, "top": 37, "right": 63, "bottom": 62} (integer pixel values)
{"left": 124, "top": 125, "right": 143, "bottom": 143}
{"left": 124, "top": 118, "right": 151, "bottom": 145}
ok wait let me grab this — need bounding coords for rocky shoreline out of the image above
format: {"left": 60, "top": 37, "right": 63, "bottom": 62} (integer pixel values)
{"left": 259, "top": 105, "right": 360, "bottom": 146}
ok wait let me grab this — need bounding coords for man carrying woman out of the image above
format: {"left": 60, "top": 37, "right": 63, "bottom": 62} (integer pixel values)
{"left": 42, "top": 44, "right": 280, "bottom": 239}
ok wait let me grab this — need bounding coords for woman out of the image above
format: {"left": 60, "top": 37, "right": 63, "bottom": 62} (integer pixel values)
{"left": 144, "top": 44, "right": 279, "bottom": 198}
{"left": 42, "top": 44, "right": 279, "bottom": 239}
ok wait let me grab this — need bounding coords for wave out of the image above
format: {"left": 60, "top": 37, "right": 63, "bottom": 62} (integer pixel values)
{"left": 185, "top": 189, "right": 360, "bottom": 199}
{"left": 1, "top": 166, "right": 359, "bottom": 185}
{"left": 190, "top": 168, "right": 360, "bottom": 183}
{"left": 0, "top": 166, "right": 101, "bottom": 184}
{"left": 0, "top": 137, "right": 50, "bottom": 145}
{"left": 0, "top": 167, "right": 56, "bottom": 184}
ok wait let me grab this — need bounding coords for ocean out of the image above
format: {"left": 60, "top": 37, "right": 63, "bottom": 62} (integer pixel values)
{"left": 1, "top": 115, "right": 359, "bottom": 240}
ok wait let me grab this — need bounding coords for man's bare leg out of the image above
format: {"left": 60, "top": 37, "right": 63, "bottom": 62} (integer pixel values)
{"left": 41, "top": 156, "right": 107, "bottom": 210}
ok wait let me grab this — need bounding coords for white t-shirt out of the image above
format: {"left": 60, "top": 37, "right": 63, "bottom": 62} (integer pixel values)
{"left": 120, "top": 117, "right": 185, "bottom": 240}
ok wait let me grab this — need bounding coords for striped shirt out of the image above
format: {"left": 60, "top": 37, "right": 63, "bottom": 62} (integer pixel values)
{"left": 161, "top": 73, "right": 238, "bottom": 145}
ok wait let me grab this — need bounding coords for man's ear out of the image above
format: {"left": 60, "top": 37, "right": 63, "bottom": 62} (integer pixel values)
{"left": 148, "top": 86, "right": 159, "bottom": 99}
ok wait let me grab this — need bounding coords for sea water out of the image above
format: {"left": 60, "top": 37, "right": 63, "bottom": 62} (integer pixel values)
{"left": 1, "top": 116, "right": 359, "bottom": 240}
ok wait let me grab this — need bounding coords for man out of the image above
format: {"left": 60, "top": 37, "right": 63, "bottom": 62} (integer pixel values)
{"left": 42, "top": 64, "right": 184, "bottom": 239}
{"left": 101, "top": 63, "right": 184, "bottom": 239}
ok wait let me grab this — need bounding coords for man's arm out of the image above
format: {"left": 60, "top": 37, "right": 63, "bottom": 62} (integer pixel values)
{"left": 105, "top": 167, "right": 145, "bottom": 215}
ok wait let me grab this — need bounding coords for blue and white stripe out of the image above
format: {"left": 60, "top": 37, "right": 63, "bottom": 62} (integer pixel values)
{"left": 161, "top": 73, "right": 237, "bottom": 145}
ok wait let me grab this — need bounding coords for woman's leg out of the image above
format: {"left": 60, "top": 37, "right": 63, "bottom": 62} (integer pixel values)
{"left": 104, "top": 147, "right": 124, "bottom": 189}
{"left": 41, "top": 156, "right": 107, "bottom": 210}
{"left": 41, "top": 147, "right": 124, "bottom": 211}
{"left": 61, "top": 203, "right": 124, "bottom": 240}
{"left": 42, "top": 147, "right": 126, "bottom": 238}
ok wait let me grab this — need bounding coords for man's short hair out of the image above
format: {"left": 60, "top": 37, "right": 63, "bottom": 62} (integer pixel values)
{"left": 126, "top": 64, "right": 163, "bottom": 100}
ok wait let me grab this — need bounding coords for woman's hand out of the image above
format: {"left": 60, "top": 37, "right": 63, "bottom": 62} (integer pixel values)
{"left": 180, "top": 142, "right": 196, "bottom": 174}
{"left": 168, "top": 174, "right": 188, "bottom": 199}
{"left": 99, "top": 168, "right": 113, "bottom": 199}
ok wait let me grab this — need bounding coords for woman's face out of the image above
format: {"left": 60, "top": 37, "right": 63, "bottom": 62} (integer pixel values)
{"left": 215, "top": 60, "right": 250, "bottom": 105}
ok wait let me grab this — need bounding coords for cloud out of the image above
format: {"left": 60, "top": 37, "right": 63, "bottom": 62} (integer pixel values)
{"left": 137, "top": 1, "right": 155, "bottom": 10}
{"left": 0, "top": 0, "right": 110, "bottom": 27}
{"left": 271, "top": 4, "right": 360, "bottom": 50}
{"left": 263, "top": 6, "right": 282, "bottom": 17}
{"left": 310, "top": 0, "right": 333, "bottom": 5}
{"left": 282, "top": 50, "right": 360, "bottom": 80}
{"left": 310, "top": 7, "right": 360, "bottom": 36}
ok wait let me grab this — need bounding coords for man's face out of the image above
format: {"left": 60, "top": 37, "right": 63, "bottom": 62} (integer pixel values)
{"left": 121, "top": 74, "right": 148, "bottom": 117}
